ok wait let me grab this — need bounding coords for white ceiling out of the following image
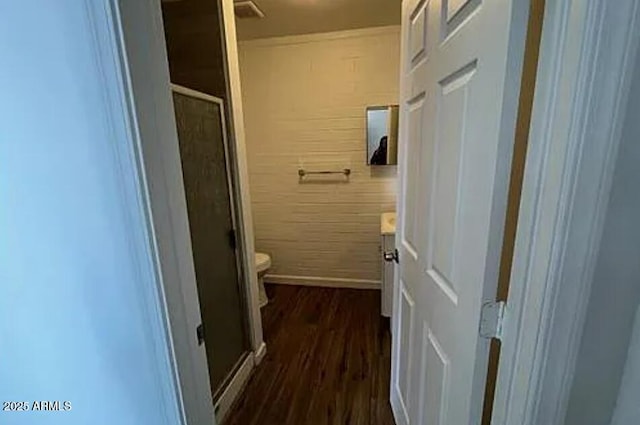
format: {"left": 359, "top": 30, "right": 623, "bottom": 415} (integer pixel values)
{"left": 235, "top": 0, "right": 401, "bottom": 40}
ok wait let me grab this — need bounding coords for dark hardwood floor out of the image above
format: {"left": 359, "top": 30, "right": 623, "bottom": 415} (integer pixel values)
{"left": 225, "top": 284, "right": 396, "bottom": 425}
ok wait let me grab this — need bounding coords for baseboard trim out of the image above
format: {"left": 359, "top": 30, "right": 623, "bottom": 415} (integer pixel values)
{"left": 265, "top": 274, "right": 381, "bottom": 290}
{"left": 254, "top": 341, "right": 267, "bottom": 365}
{"left": 215, "top": 353, "right": 253, "bottom": 424}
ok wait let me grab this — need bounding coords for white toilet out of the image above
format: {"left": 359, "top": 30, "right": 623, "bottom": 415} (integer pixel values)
{"left": 255, "top": 252, "right": 271, "bottom": 308}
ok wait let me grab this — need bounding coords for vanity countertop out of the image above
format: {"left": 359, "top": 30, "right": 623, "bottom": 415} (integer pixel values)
{"left": 381, "top": 212, "right": 396, "bottom": 235}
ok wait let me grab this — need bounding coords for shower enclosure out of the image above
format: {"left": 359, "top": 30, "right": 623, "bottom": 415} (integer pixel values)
{"left": 171, "top": 84, "right": 250, "bottom": 400}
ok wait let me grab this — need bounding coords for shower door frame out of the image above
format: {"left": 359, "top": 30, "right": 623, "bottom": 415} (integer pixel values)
{"left": 170, "top": 83, "right": 252, "bottom": 400}
{"left": 217, "top": 0, "right": 265, "bottom": 362}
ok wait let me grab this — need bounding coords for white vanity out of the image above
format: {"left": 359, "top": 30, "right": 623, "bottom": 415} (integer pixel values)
{"left": 380, "top": 212, "right": 396, "bottom": 317}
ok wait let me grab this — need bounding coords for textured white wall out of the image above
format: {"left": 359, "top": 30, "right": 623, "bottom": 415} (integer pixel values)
{"left": 239, "top": 26, "right": 400, "bottom": 286}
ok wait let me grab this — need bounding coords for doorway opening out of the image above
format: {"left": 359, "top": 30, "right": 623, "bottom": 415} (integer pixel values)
{"left": 160, "top": 0, "right": 252, "bottom": 407}
{"left": 225, "top": 0, "right": 402, "bottom": 423}
{"left": 156, "top": 0, "right": 545, "bottom": 424}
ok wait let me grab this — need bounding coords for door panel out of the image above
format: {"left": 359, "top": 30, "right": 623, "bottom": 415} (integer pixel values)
{"left": 420, "top": 325, "right": 449, "bottom": 425}
{"left": 410, "top": 3, "right": 428, "bottom": 63}
{"left": 391, "top": 0, "right": 526, "bottom": 423}
{"left": 428, "top": 61, "right": 477, "bottom": 302}
{"left": 443, "top": 0, "right": 482, "bottom": 36}
{"left": 402, "top": 99, "right": 427, "bottom": 257}
{"left": 446, "top": 0, "right": 471, "bottom": 21}
{"left": 397, "top": 280, "right": 416, "bottom": 424}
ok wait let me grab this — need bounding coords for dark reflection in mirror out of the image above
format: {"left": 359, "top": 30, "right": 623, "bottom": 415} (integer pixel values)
{"left": 367, "top": 105, "right": 399, "bottom": 165}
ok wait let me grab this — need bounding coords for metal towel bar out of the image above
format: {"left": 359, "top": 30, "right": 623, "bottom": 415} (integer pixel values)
{"left": 298, "top": 168, "right": 351, "bottom": 177}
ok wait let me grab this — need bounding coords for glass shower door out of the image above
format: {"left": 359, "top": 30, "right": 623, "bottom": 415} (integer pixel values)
{"left": 171, "top": 85, "right": 249, "bottom": 399}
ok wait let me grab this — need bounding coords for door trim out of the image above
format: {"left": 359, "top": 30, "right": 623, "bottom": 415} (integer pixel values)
{"left": 171, "top": 83, "right": 254, "bottom": 399}
{"left": 218, "top": 0, "right": 266, "bottom": 361}
{"left": 390, "top": 2, "right": 412, "bottom": 424}
{"left": 108, "top": 1, "right": 217, "bottom": 424}
{"left": 492, "top": 0, "right": 640, "bottom": 424}
{"left": 82, "top": 1, "right": 187, "bottom": 424}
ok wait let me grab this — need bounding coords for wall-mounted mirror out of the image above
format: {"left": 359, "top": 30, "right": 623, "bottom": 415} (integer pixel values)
{"left": 366, "top": 105, "right": 399, "bottom": 166}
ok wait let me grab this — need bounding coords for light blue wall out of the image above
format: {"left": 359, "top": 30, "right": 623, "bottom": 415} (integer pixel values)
{"left": 0, "top": 2, "right": 182, "bottom": 425}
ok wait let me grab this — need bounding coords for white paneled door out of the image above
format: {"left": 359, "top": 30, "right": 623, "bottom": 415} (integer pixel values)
{"left": 391, "top": 0, "right": 527, "bottom": 424}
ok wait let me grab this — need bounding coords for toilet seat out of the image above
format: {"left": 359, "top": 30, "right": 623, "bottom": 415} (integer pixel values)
{"left": 255, "top": 252, "right": 271, "bottom": 273}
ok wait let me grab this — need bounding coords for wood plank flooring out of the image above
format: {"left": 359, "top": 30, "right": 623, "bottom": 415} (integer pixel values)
{"left": 225, "top": 284, "right": 396, "bottom": 425}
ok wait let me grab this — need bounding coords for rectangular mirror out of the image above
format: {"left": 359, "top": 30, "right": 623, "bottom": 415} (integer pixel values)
{"left": 366, "top": 105, "right": 399, "bottom": 165}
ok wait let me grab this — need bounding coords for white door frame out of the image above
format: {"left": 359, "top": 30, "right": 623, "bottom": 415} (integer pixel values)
{"left": 491, "top": 0, "right": 640, "bottom": 424}
{"left": 104, "top": 0, "right": 265, "bottom": 424}
{"left": 218, "top": 0, "right": 267, "bottom": 365}
{"left": 109, "top": 1, "right": 215, "bottom": 423}
{"left": 99, "top": 0, "right": 640, "bottom": 424}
